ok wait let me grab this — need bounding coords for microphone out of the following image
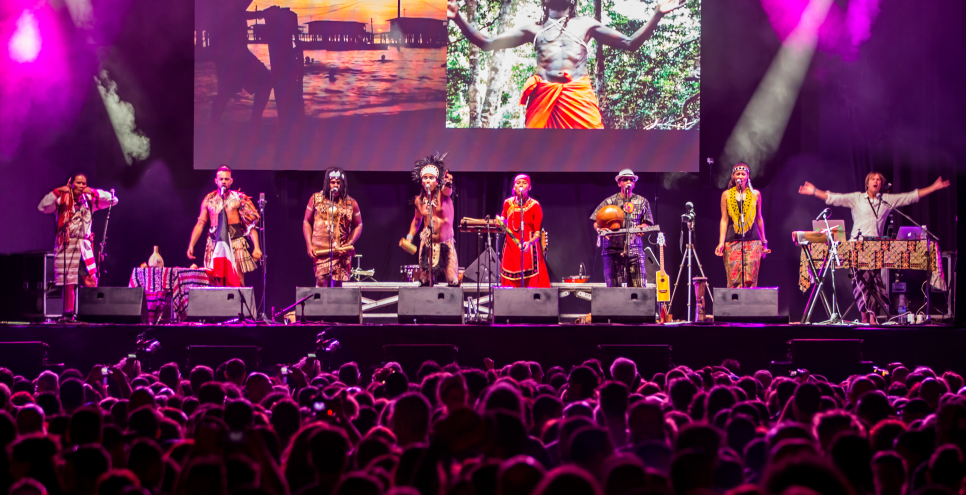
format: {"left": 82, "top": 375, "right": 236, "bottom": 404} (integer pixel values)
{"left": 109, "top": 188, "right": 115, "bottom": 196}
{"left": 815, "top": 208, "right": 829, "bottom": 220}
{"left": 220, "top": 185, "right": 227, "bottom": 197}
{"left": 886, "top": 182, "right": 892, "bottom": 192}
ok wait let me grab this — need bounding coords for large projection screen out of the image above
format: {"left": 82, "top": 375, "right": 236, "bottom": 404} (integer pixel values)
{"left": 194, "top": 0, "right": 700, "bottom": 171}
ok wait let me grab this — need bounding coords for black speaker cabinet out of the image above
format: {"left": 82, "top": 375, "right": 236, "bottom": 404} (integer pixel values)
{"left": 76, "top": 287, "right": 147, "bottom": 323}
{"left": 493, "top": 287, "right": 559, "bottom": 324}
{"left": 398, "top": 286, "right": 464, "bottom": 324}
{"left": 188, "top": 345, "right": 259, "bottom": 371}
{"left": 789, "top": 339, "right": 868, "bottom": 380}
{"left": 713, "top": 287, "right": 781, "bottom": 322}
{"left": 598, "top": 344, "right": 672, "bottom": 381}
{"left": 0, "top": 342, "right": 48, "bottom": 378}
{"left": 591, "top": 287, "right": 657, "bottom": 323}
{"left": 186, "top": 287, "right": 256, "bottom": 322}
{"left": 294, "top": 287, "right": 362, "bottom": 323}
{"left": 384, "top": 344, "right": 458, "bottom": 377}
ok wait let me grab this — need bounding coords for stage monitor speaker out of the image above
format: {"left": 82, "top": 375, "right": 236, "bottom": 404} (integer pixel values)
{"left": 713, "top": 287, "right": 781, "bottom": 322}
{"left": 188, "top": 345, "right": 259, "bottom": 371}
{"left": 76, "top": 287, "right": 147, "bottom": 323}
{"left": 398, "top": 287, "right": 464, "bottom": 324}
{"left": 493, "top": 287, "right": 559, "bottom": 323}
{"left": 186, "top": 287, "right": 256, "bottom": 322}
{"left": 384, "top": 344, "right": 458, "bottom": 378}
{"left": 789, "top": 339, "right": 868, "bottom": 380}
{"left": 591, "top": 287, "right": 656, "bottom": 323}
{"left": 294, "top": 287, "right": 362, "bottom": 323}
{"left": 598, "top": 344, "right": 672, "bottom": 381}
{"left": 463, "top": 247, "right": 501, "bottom": 284}
{"left": 0, "top": 342, "right": 48, "bottom": 378}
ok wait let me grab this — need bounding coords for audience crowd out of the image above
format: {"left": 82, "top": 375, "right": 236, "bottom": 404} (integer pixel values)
{"left": 0, "top": 355, "right": 965, "bottom": 495}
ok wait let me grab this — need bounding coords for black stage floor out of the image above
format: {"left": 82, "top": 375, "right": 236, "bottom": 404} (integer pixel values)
{"left": 1, "top": 322, "right": 964, "bottom": 381}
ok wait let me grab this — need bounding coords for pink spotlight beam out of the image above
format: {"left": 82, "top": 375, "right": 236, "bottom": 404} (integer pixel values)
{"left": 9, "top": 11, "right": 42, "bottom": 63}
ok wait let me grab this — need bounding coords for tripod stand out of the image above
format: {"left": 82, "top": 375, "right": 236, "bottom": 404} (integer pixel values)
{"left": 668, "top": 206, "right": 712, "bottom": 322}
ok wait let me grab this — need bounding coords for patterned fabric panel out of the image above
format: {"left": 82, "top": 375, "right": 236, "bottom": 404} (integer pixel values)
{"left": 798, "top": 240, "right": 943, "bottom": 292}
{"left": 129, "top": 267, "right": 210, "bottom": 321}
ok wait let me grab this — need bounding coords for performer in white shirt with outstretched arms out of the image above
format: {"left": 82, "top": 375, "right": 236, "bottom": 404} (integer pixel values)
{"left": 798, "top": 172, "right": 950, "bottom": 323}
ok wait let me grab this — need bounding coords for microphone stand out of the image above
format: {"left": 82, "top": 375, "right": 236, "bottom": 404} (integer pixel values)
{"left": 622, "top": 185, "right": 631, "bottom": 287}
{"left": 328, "top": 189, "right": 337, "bottom": 289}
{"left": 98, "top": 189, "right": 116, "bottom": 274}
{"left": 818, "top": 209, "right": 845, "bottom": 324}
{"left": 878, "top": 196, "right": 939, "bottom": 322}
{"left": 739, "top": 185, "right": 745, "bottom": 287}
{"left": 257, "top": 192, "right": 270, "bottom": 322}
{"left": 519, "top": 192, "right": 527, "bottom": 288}
{"left": 427, "top": 186, "right": 435, "bottom": 288}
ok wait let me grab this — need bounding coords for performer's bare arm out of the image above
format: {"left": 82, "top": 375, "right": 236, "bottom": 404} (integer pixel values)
{"left": 448, "top": 0, "right": 535, "bottom": 51}
{"left": 589, "top": 0, "right": 682, "bottom": 51}
{"left": 797, "top": 181, "right": 830, "bottom": 201}
{"left": 756, "top": 190, "right": 771, "bottom": 256}
{"left": 917, "top": 176, "right": 950, "bottom": 198}
{"left": 441, "top": 173, "right": 454, "bottom": 197}
{"left": 715, "top": 191, "right": 728, "bottom": 256}
{"left": 407, "top": 200, "right": 423, "bottom": 240}
{"left": 187, "top": 201, "right": 209, "bottom": 260}
{"left": 349, "top": 202, "right": 363, "bottom": 246}
{"left": 303, "top": 199, "right": 316, "bottom": 258}
{"left": 249, "top": 228, "right": 261, "bottom": 261}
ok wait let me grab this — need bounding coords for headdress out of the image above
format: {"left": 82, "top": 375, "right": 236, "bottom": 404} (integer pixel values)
{"left": 411, "top": 152, "right": 448, "bottom": 186}
{"left": 615, "top": 169, "right": 639, "bottom": 182}
{"left": 513, "top": 174, "right": 532, "bottom": 189}
{"left": 732, "top": 163, "right": 750, "bottom": 174}
{"left": 728, "top": 162, "right": 754, "bottom": 191}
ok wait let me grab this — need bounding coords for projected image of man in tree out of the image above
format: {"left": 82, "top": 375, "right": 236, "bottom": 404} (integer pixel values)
{"left": 447, "top": 0, "right": 697, "bottom": 129}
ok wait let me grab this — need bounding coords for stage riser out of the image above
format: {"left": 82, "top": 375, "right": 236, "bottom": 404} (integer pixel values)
{"left": 0, "top": 325, "right": 963, "bottom": 381}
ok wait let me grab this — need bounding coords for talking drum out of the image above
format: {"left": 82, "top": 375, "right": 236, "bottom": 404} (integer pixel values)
{"left": 595, "top": 205, "right": 624, "bottom": 231}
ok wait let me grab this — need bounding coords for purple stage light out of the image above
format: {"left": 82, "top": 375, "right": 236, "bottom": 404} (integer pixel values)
{"left": 9, "top": 11, "right": 41, "bottom": 63}
{"left": 759, "top": 0, "right": 881, "bottom": 60}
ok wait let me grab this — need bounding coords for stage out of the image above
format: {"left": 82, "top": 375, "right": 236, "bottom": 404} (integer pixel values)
{"left": 0, "top": 321, "right": 962, "bottom": 382}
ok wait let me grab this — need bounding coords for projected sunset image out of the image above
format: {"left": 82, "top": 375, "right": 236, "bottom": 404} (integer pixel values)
{"left": 195, "top": 0, "right": 447, "bottom": 123}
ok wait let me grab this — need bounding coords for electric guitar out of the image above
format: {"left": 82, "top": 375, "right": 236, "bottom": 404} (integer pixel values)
{"left": 656, "top": 232, "right": 671, "bottom": 321}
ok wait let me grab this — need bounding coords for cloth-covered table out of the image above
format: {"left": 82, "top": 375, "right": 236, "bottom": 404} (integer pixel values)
{"left": 129, "top": 267, "right": 210, "bottom": 321}
{"left": 798, "top": 240, "right": 945, "bottom": 292}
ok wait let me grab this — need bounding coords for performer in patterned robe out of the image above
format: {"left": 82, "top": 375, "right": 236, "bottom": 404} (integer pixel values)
{"left": 406, "top": 154, "right": 458, "bottom": 286}
{"left": 590, "top": 169, "right": 654, "bottom": 287}
{"left": 715, "top": 163, "right": 770, "bottom": 288}
{"left": 187, "top": 165, "right": 261, "bottom": 286}
{"left": 303, "top": 168, "right": 362, "bottom": 287}
{"left": 37, "top": 173, "right": 119, "bottom": 317}
{"left": 500, "top": 174, "right": 551, "bottom": 287}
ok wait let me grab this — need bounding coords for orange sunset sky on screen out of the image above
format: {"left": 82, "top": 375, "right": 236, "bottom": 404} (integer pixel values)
{"left": 248, "top": 0, "right": 445, "bottom": 32}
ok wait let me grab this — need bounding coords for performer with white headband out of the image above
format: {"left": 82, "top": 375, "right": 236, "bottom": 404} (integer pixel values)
{"left": 405, "top": 154, "right": 458, "bottom": 286}
{"left": 498, "top": 174, "right": 550, "bottom": 288}
{"left": 303, "top": 167, "right": 362, "bottom": 287}
{"left": 715, "top": 162, "right": 770, "bottom": 288}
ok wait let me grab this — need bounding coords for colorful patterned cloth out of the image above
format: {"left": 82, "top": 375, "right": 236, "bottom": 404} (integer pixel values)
{"left": 724, "top": 240, "right": 763, "bottom": 288}
{"left": 798, "top": 240, "right": 944, "bottom": 292}
{"left": 129, "top": 267, "right": 210, "bottom": 321}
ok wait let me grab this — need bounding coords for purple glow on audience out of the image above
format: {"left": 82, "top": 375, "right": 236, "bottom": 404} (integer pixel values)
{"left": 9, "top": 11, "right": 41, "bottom": 63}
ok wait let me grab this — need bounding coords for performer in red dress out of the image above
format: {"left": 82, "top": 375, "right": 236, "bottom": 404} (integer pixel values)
{"left": 499, "top": 174, "right": 551, "bottom": 288}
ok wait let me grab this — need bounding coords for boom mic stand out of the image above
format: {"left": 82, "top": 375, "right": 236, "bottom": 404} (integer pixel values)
{"left": 257, "top": 192, "right": 271, "bottom": 322}
{"left": 669, "top": 203, "right": 711, "bottom": 321}
{"left": 878, "top": 196, "right": 939, "bottom": 322}
{"left": 98, "top": 188, "right": 116, "bottom": 274}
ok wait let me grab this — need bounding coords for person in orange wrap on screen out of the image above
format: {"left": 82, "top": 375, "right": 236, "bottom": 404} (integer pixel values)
{"left": 498, "top": 174, "right": 551, "bottom": 287}
{"left": 447, "top": 0, "right": 683, "bottom": 129}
